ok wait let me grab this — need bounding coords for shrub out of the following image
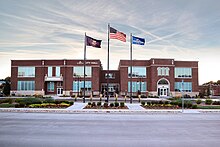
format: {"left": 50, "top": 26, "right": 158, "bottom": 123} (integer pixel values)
{"left": 97, "top": 101, "right": 102, "bottom": 106}
{"left": 196, "top": 99, "right": 202, "bottom": 105}
{"left": 141, "top": 101, "right": 145, "bottom": 106}
{"left": 88, "top": 102, "right": 91, "bottom": 105}
{"left": 114, "top": 102, "right": 119, "bottom": 107}
{"left": 212, "top": 101, "right": 220, "bottom": 105}
{"left": 164, "top": 101, "right": 169, "bottom": 105}
{"left": 69, "top": 101, "right": 74, "bottom": 105}
{"left": 120, "top": 102, "right": 125, "bottom": 107}
{"left": 91, "top": 102, "right": 96, "bottom": 107}
{"left": 20, "top": 98, "right": 42, "bottom": 106}
{"left": 110, "top": 103, "right": 114, "bottom": 107}
{"left": 192, "top": 105, "right": 197, "bottom": 109}
{"left": 43, "top": 98, "right": 55, "bottom": 103}
{"left": 158, "top": 101, "right": 163, "bottom": 104}
{"left": 0, "top": 98, "right": 13, "bottom": 104}
{"left": 103, "top": 102, "right": 108, "bottom": 108}
{"left": 15, "top": 98, "right": 22, "bottom": 103}
{"left": 205, "top": 99, "right": 212, "bottom": 105}
{"left": 0, "top": 103, "right": 15, "bottom": 108}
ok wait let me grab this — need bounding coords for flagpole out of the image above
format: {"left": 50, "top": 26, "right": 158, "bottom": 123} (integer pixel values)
{"left": 130, "top": 33, "right": 133, "bottom": 104}
{"left": 107, "top": 23, "right": 110, "bottom": 103}
{"left": 83, "top": 32, "right": 86, "bottom": 103}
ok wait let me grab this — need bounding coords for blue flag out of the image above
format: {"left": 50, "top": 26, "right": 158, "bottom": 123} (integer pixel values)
{"left": 132, "top": 36, "right": 145, "bottom": 45}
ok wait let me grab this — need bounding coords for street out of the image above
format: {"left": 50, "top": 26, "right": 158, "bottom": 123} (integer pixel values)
{"left": 0, "top": 113, "right": 220, "bottom": 147}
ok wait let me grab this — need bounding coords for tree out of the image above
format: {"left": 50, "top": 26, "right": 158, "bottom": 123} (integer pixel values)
{"left": 3, "top": 77, "right": 11, "bottom": 96}
{"left": 217, "top": 80, "right": 220, "bottom": 85}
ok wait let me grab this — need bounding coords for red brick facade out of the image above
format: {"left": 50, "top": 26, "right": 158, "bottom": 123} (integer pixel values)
{"left": 11, "top": 58, "right": 199, "bottom": 97}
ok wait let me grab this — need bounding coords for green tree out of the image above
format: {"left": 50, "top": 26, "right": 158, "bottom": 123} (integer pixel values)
{"left": 3, "top": 77, "right": 11, "bottom": 96}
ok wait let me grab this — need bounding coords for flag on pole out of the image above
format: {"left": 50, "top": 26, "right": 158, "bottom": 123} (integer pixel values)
{"left": 132, "top": 36, "right": 145, "bottom": 45}
{"left": 86, "top": 35, "right": 102, "bottom": 48}
{"left": 110, "top": 27, "right": 126, "bottom": 42}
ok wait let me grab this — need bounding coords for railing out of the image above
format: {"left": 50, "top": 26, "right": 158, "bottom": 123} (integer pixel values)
{"left": 45, "top": 74, "right": 63, "bottom": 81}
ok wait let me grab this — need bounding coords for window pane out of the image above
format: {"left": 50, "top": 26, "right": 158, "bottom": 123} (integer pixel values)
{"left": 73, "top": 66, "right": 91, "bottom": 77}
{"left": 175, "top": 68, "right": 192, "bottom": 78}
{"left": 18, "top": 67, "right": 35, "bottom": 77}
{"left": 48, "top": 67, "right": 53, "bottom": 77}
{"left": 128, "top": 66, "right": 146, "bottom": 77}
{"left": 56, "top": 67, "right": 60, "bottom": 77}
{"left": 17, "top": 81, "right": 35, "bottom": 91}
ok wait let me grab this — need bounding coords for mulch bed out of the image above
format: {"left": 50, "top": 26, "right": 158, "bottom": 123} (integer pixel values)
{"left": 141, "top": 105, "right": 179, "bottom": 109}
{"left": 84, "top": 105, "right": 128, "bottom": 109}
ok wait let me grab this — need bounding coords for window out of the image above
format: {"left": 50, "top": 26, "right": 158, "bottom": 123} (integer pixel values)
{"left": 18, "top": 67, "right": 35, "bottom": 77}
{"left": 175, "top": 82, "right": 192, "bottom": 92}
{"left": 47, "top": 82, "right": 54, "bottom": 92}
{"left": 128, "top": 67, "right": 146, "bottom": 78}
{"left": 157, "top": 67, "right": 169, "bottom": 76}
{"left": 56, "top": 67, "right": 60, "bottom": 77}
{"left": 73, "top": 66, "right": 92, "bottom": 77}
{"left": 175, "top": 68, "right": 192, "bottom": 78}
{"left": 128, "top": 82, "right": 147, "bottom": 92}
{"left": 17, "top": 81, "right": 35, "bottom": 91}
{"left": 48, "top": 67, "right": 53, "bottom": 77}
{"left": 73, "top": 81, "right": 92, "bottom": 92}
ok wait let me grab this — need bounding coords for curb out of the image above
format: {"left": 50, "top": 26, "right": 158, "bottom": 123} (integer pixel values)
{"left": 1, "top": 108, "right": 220, "bottom": 114}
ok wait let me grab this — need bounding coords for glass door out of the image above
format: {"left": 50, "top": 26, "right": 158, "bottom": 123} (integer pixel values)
{"left": 57, "top": 88, "right": 63, "bottom": 96}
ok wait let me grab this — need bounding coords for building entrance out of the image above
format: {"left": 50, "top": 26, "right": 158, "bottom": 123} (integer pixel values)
{"left": 157, "top": 78, "right": 170, "bottom": 97}
{"left": 57, "top": 88, "right": 63, "bottom": 96}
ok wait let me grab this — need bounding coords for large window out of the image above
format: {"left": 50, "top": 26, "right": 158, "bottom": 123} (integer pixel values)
{"left": 56, "top": 67, "right": 60, "bottom": 77}
{"left": 128, "top": 82, "right": 147, "bottom": 92}
{"left": 47, "top": 82, "right": 54, "bottom": 92}
{"left": 73, "top": 66, "right": 92, "bottom": 77}
{"left": 128, "top": 66, "right": 146, "bottom": 78}
{"left": 17, "top": 81, "right": 35, "bottom": 91}
{"left": 175, "top": 82, "right": 192, "bottom": 92}
{"left": 73, "top": 81, "right": 92, "bottom": 92}
{"left": 157, "top": 67, "right": 169, "bottom": 76}
{"left": 18, "top": 67, "right": 35, "bottom": 77}
{"left": 48, "top": 67, "right": 53, "bottom": 77}
{"left": 175, "top": 68, "right": 192, "bottom": 78}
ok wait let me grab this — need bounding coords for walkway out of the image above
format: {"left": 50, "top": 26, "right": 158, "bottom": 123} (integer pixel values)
{"left": 66, "top": 102, "right": 87, "bottom": 110}
{"left": 126, "top": 103, "right": 146, "bottom": 110}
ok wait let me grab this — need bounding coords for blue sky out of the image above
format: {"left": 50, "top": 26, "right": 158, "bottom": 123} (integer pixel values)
{"left": 0, "top": 0, "right": 220, "bottom": 84}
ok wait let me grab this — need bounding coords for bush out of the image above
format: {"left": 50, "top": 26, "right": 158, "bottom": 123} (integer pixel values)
{"left": 97, "top": 101, "right": 102, "bottom": 106}
{"left": 43, "top": 98, "right": 55, "bottom": 103}
{"left": 114, "top": 102, "right": 119, "bottom": 107}
{"left": 205, "top": 99, "right": 212, "bottom": 105}
{"left": 103, "top": 102, "right": 108, "bottom": 108}
{"left": 164, "top": 101, "right": 169, "bottom": 105}
{"left": 0, "top": 98, "right": 13, "bottom": 104}
{"left": 15, "top": 98, "right": 22, "bottom": 103}
{"left": 69, "top": 101, "right": 74, "bottom": 105}
{"left": 0, "top": 103, "right": 15, "bottom": 108}
{"left": 120, "top": 102, "right": 125, "bottom": 107}
{"left": 141, "top": 101, "right": 145, "bottom": 106}
{"left": 88, "top": 102, "right": 91, "bottom": 105}
{"left": 91, "top": 102, "right": 96, "bottom": 107}
{"left": 110, "top": 103, "right": 114, "bottom": 107}
{"left": 196, "top": 99, "right": 202, "bottom": 105}
{"left": 192, "top": 105, "right": 198, "bottom": 109}
{"left": 212, "top": 101, "right": 220, "bottom": 105}
{"left": 19, "top": 98, "right": 42, "bottom": 106}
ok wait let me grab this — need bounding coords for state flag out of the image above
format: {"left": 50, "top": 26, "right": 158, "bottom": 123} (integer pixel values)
{"left": 132, "top": 36, "right": 145, "bottom": 45}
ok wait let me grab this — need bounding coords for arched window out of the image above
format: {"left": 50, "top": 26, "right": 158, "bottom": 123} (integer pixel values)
{"left": 158, "top": 79, "right": 169, "bottom": 85}
{"left": 157, "top": 67, "right": 162, "bottom": 76}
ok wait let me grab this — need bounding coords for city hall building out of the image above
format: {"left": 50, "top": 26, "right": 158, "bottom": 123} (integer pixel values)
{"left": 11, "top": 58, "right": 199, "bottom": 97}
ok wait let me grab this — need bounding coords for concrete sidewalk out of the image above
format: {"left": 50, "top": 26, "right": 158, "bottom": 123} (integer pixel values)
{"left": 66, "top": 102, "right": 87, "bottom": 110}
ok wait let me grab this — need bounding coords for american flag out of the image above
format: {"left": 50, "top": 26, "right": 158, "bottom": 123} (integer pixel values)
{"left": 110, "top": 27, "right": 126, "bottom": 42}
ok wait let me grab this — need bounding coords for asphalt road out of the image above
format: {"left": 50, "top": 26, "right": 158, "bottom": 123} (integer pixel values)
{"left": 0, "top": 113, "right": 220, "bottom": 147}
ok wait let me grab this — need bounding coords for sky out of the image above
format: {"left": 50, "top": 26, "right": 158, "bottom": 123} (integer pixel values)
{"left": 0, "top": 0, "right": 220, "bottom": 84}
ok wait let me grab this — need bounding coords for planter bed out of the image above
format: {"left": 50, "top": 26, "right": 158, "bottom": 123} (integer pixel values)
{"left": 141, "top": 104, "right": 179, "bottom": 109}
{"left": 84, "top": 102, "right": 128, "bottom": 109}
{"left": 84, "top": 105, "right": 128, "bottom": 109}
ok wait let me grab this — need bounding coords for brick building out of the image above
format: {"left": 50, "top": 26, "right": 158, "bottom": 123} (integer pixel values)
{"left": 11, "top": 58, "right": 199, "bottom": 97}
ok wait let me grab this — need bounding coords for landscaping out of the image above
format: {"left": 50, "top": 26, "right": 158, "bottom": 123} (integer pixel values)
{"left": 84, "top": 101, "right": 128, "bottom": 109}
{"left": 0, "top": 98, "right": 74, "bottom": 108}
